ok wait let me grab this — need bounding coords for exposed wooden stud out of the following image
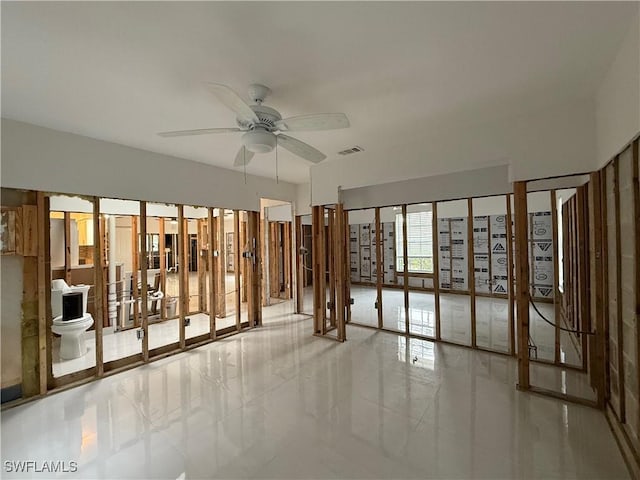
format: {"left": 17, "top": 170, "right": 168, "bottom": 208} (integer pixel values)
{"left": 506, "top": 194, "right": 516, "bottom": 356}
{"left": 614, "top": 158, "right": 626, "bottom": 421}
{"left": 178, "top": 205, "right": 186, "bottom": 349}
{"left": 234, "top": 210, "right": 241, "bottom": 330}
{"left": 327, "top": 209, "right": 336, "bottom": 326}
{"left": 93, "top": 197, "right": 105, "bottom": 376}
{"left": 601, "top": 167, "right": 612, "bottom": 406}
{"left": 159, "top": 217, "right": 167, "bottom": 319}
{"left": 433, "top": 202, "right": 441, "bottom": 340}
{"left": 37, "top": 192, "right": 50, "bottom": 394}
{"left": 198, "top": 219, "right": 207, "bottom": 312}
{"left": 402, "top": 204, "right": 409, "bottom": 333}
{"left": 139, "top": 201, "right": 149, "bottom": 362}
{"left": 262, "top": 216, "right": 269, "bottom": 307}
{"left": 588, "top": 172, "right": 606, "bottom": 408}
{"left": 312, "top": 206, "right": 326, "bottom": 334}
{"left": 550, "top": 190, "right": 561, "bottom": 363}
{"left": 468, "top": 198, "right": 477, "bottom": 348}
{"left": 345, "top": 210, "right": 352, "bottom": 324}
{"left": 576, "top": 186, "right": 589, "bottom": 372}
{"left": 63, "top": 212, "right": 72, "bottom": 285}
{"left": 632, "top": 139, "right": 640, "bottom": 420}
{"left": 375, "top": 207, "right": 383, "bottom": 329}
{"left": 246, "top": 211, "right": 261, "bottom": 327}
{"left": 207, "top": 208, "right": 217, "bottom": 339}
{"left": 284, "top": 221, "right": 292, "bottom": 300}
{"left": 335, "top": 203, "right": 347, "bottom": 341}
{"left": 269, "top": 222, "right": 279, "bottom": 299}
{"left": 295, "top": 216, "right": 304, "bottom": 313}
{"left": 217, "top": 212, "right": 226, "bottom": 318}
{"left": 131, "top": 216, "right": 139, "bottom": 327}
{"left": 514, "top": 182, "right": 530, "bottom": 390}
{"left": 241, "top": 217, "right": 248, "bottom": 304}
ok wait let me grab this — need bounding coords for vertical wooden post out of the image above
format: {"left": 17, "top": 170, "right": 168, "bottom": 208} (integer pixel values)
{"left": 178, "top": 205, "right": 186, "bottom": 350}
{"left": 234, "top": 210, "right": 241, "bottom": 330}
{"left": 207, "top": 208, "right": 217, "bottom": 339}
{"left": 241, "top": 217, "right": 248, "bottom": 304}
{"left": 589, "top": 172, "right": 606, "bottom": 408}
{"left": 576, "top": 186, "right": 589, "bottom": 372}
{"left": 328, "top": 209, "right": 336, "bottom": 327}
{"left": 217, "top": 211, "right": 226, "bottom": 318}
{"left": 198, "top": 219, "right": 207, "bottom": 312}
{"left": 245, "top": 211, "right": 261, "bottom": 327}
{"left": 140, "top": 201, "right": 149, "bottom": 362}
{"left": 551, "top": 190, "right": 561, "bottom": 363}
{"left": 159, "top": 218, "right": 166, "bottom": 319}
{"left": 131, "top": 216, "right": 139, "bottom": 327}
{"left": 93, "top": 197, "right": 105, "bottom": 376}
{"left": 468, "top": 198, "right": 477, "bottom": 348}
{"left": 514, "top": 182, "right": 530, "bottom": 390}
{"left": 345, "top": 210, "right": 352, "bottom": 324}
{"left": 37, "top": 192, "right": 51, "bottom": 394}
{"left": 262, "top": 216, "right": 270, "bottom": 307}
{"left": 432, "top": 202, "right": 441, "bottom": 340}
{"left": 506, "top": 195, "right": 516, "bottom": 356}
{"left": 312, "top": 206, "right": 326, "bottom": 334}
{"left": 335, "top": 203, "right": 347, "bottom": 341}
{"left": 375, "top": 207, "right": 383, "bottom": 329}
{"left": 283, "top": 222, "right": 292, "bottom": 300}
{"left": 63, "top": 212, "right": 72, "bottom": 285}
{"left": 295, "top": 216, "right": 304, "bottom": 313}
{"left": 614, "top": 158, "right": 626, "bottom": 420}
{"left": 402, "top": 205, "right": 409, "bottom": 334}
{"left": 633, "top": 140, "right": 640, "bottom": 413}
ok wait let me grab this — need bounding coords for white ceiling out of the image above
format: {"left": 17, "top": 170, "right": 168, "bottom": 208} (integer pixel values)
{"left": 1, "top": 2, "right": 635, "bottom": 184}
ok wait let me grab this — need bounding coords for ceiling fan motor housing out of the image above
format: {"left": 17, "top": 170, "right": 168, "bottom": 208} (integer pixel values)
{"left": 242, "top": 128, "right": 276, "bottom": 153}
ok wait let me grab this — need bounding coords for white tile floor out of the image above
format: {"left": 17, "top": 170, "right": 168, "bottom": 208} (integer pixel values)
{"left": 3, "top": 299, "right": 629, "bottom": 479}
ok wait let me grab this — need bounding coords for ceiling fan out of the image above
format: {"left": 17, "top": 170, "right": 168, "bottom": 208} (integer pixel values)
{"left": 158, "top": 83, "right": 350, "bottom": 167}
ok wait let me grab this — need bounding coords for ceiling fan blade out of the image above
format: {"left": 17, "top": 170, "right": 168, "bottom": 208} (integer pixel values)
{"left": 205, "top": 83, "right": 259, "bottom": 125}
{"left": 275, "top": 113, "right": 350, "bottom": 132}
{"left": 158, "top": 127, "right": 243, "bottom": 138}
{"left": 233, "top": 146, "right": 255, "bottom": 167}
{"left": 277, "top": 134, "right": 326, "bottom": 163}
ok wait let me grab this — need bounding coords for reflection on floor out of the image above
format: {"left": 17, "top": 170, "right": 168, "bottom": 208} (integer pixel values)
{"left": 4, "top": 300, "right": 627, "bottom": 479}
{"left": 52, "top": 313, "right": 242, "bottom": 378}
{"left": 349, "top": 285, "right": 580, "bottom": 364}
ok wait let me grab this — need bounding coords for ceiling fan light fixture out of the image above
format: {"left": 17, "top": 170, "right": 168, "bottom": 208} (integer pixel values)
{"left": 242, "top": 129, "right": 276, "bottom": 153}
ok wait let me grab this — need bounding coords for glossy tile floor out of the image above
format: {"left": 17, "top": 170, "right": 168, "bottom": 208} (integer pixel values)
{"left": 349, "top": 285, "right": 581, "bottom": 364}
{"left": 3, "top": 300, "right": 629, "bottom": 479}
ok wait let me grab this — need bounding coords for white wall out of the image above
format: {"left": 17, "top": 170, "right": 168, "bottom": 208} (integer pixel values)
{"left": 265, "top": 204, "right": 293, "bottom": 223}
{"left": 295, "top": 183, "right": 311, "bottom": 216}
{"left": 312, "top": 99, "right": 596, "bottom": 206}
{"left": 2, "top": 119, "right": 297, "bottom": 212}
{"left": 596, "top": 6, "right": 640, "bottom": 166}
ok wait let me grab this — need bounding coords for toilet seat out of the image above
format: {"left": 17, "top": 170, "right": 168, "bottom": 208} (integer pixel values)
{"left": 53, "top": 314, "right": 92, "bottom": 325}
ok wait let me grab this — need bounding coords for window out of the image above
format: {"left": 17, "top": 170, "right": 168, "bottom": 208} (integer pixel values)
{"left": 396, "top": 210, "right": 433, "bottom": 273}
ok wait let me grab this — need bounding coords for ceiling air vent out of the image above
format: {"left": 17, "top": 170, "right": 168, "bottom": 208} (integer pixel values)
{"left": 337, "top": 146, "right": 364, "bottom": 156}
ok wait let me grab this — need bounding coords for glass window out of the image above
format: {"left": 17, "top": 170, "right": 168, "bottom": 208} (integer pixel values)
{"left": 396, "top": 211, "right": 433, "bottom": 273}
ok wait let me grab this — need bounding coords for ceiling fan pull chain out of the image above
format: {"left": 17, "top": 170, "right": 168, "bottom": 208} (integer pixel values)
{"left": 276, "top": 142, "right": 279, "bottom": 184}
{"left": 243, "top": 148, "right": 247, "bottom": 185}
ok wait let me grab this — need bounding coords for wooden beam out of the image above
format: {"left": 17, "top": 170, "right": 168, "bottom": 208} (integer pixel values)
{"left": 468, "top": 198, "right": 477, "bottom": 348}
{"left": 335, "top": 203, "right": 347, "bottom": 341}
{"left": 159, "top": 217, "right": 166, "bottom": 320}
{"left": 633, "top": 139, "right": 640, "bottom": 419}
{"left": 576, "top": 186, "right": 589, "bottom": 372}
{"left": 139, "top": 201, "right": 149, "bottom": 362}
{"left": 402, "top": 204, "right": 409, "bottom": 334}
{"left": 178, "top": 205, "right": 186, "bottom": 349}
{"left": 207, "top": 208, "right": 217, "bottom": 339}
{"left": 217, "top": 212, "right": 226, "bottom": 318}
{"left": 64, "top": 212, "right": 72, "bottom": 285}
{"left": 234, "top": 211, "right": 241, "bottom": 330}
{"left": 283, "top": 222, "right": 292, "bottom": 300}
{"left": 506, "top": 195, "right": 516, "bottom": 356}
{"left": 614, "top": 158, "right": 626, "bottom": 421}
{"left": 262, "top": 216, "right": 269, "bottom": 307}
{"left": 198, "top": 219, "right": 207, "bottom": 312}
{"left": 375, "top": 207, "right": 383, "bottom": 329}
{"left": 131, "top": 216, "right": 139, "bottom": 328}
{"left": 345, "top": 210, "right": 352, "bottom": 324}
{"left": 588, "top": 172, "right": 606, "bottom": 408}
{"left": 37, "top": 193, "right": 50, "bottom": 394}
{"left": 433, "top": 202, "right": 441, "bottom": 340}
{"left": 246, "top": 211, "right": 261, "bottom": 327}
{"left": 295, "top": 216, "right": 304, "bottom": 313}
{"left": 514, "top": 182, "right": 530, "bottom": 390}
{"left": 551, "top": 190, "right": 561, "bottom": 363}
{"left": 601, "top": 167, "right": 612, "bottom": 406}
{"left": 93, "top": 197, "right": 105, "bottom": 376}
{"left": 328, "top": 209, "right": 336, "bottom": 326}
{"left": 312, "top": 206, "right": 326, "bottom": 334}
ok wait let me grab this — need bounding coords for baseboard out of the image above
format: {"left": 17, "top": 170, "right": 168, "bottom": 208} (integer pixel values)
{"left": 1, "top": 384, "right": 22, "bottom": 404}
{"left": 605, "top": 403, "right": 640, "bottom": 479}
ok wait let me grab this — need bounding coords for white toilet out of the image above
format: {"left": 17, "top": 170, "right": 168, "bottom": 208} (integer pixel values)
{"left": 51, "top": 280, "right": 94, "bottom": 360}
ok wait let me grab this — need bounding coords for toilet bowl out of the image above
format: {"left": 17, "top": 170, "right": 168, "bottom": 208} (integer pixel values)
{"left": 51, "top": 280, "right": 94, "bottom": 360}
{"left": 52, "top": 314, "right": 94, "bottom": 360}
